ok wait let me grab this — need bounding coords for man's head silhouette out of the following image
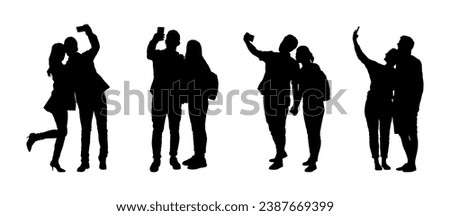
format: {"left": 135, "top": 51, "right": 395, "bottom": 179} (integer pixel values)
{"left": 165, "top": 30, "right": 180, "bottom": 50}
{"left": 397, "top": 36, "right": 414, "bottom": 55}
{"left": 64, "top": 37, "right": 78, "bottom": 57}
{"left": 279, "top": 34, "right": 298, "bottom": 53}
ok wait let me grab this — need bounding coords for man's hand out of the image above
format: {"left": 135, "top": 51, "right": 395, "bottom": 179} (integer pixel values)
{"left": 77, "top": 24, "right": 93, "bottom": 34}
{"left": 153, "top": 32, "right": 165, "bottom": 42}
{"left": 243, "top": 33, "right": 253, "bottom": 43}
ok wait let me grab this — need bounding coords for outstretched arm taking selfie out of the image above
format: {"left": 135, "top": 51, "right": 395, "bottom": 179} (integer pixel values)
{"left": 243, "top": 33, "right": 263, "bottom": 59}
{"left": 352, "top": 26, "right": 370, "bottom": 65}
{"left": 80, "top": 24, "right": 99, "bottom": 60}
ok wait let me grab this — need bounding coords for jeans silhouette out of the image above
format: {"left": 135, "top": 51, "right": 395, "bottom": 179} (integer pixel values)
{"left": 365, "top": 96, "right": 392, "bottom": 159}
{"left": 78, "top": 92, "right": 108, "bottom": 164}
{"left": 188, "top": 96, "right": 209, "bottom": 157}
{"left": 303, "top": 101, "right": 324, "bottom": 163}
{"left": 151, "top": 90, "right": 181, "bottom": 159}
{"left": 264, "top": 95, "right": 289, "bottom": 157}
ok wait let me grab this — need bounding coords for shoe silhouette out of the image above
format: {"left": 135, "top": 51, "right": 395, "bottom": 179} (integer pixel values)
{"left": 182, "top": 156, "right": 195, "bottom": 166}
{"left": 77, "top": 163, "right": 90, "bottom": 172}
{"left": 269, "top": 160, "right": 283, "bottom": 170}
{"left": 50, "top": 161, "right": 66, "bottom": 172}
{"left": 187, "top": 157, "right": 207, "bottom": 170}
{"left": 150, "top": 159, "right": 161, "bottom": 173}
{"left": 302, "top": 159, "right": 312, "bottom": 166}
{"left": 305, "top": 163, "right": 317, "bottom": 172}
{"left": 269, "top": 151, "right": 288, "bottom": 162}
{"left": 170, "top": 157, "right": 181, "bottom": 170}
{"left": 26, "top": 133, "right": 37, "bottom": 152}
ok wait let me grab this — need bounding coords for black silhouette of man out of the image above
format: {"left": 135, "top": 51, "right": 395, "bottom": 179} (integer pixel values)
{"left": 147, "top": 29, "right": 184, "bottom": 172}
{"left": 64, "top": 24, "right": 110, "bottom": 172}
{"left": 393, "top": 36, "right": 423, "bottom": 172}
{"left": 244, "top": 33, "right": 298, "bottom": 170}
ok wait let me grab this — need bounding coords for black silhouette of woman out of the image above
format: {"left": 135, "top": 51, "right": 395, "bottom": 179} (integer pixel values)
{"left": 352, "top": 27, "right": 397, "bottom": 170}
{"left": 26, "top": 43, "right": 75, "bottom": 172}
{"left": 290, "top": 46, "right": 330, "bottom": 172}
{"left": 181, "top": 40, "right": 218, "bottom": 170}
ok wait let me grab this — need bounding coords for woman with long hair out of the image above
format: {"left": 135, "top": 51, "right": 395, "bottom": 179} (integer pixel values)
{"left": 26, "top": 43, "right": 75, "bottom": 172}
{"left": 181, "top": 40, "right": 218, "bottom": 170}
{"left": 290, "top": 46, "right": 330, "bottom": 172}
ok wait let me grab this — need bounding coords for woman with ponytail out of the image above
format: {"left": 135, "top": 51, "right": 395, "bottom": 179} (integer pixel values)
{"left": 290, "top": 46, "right": 330, "bottom": 172}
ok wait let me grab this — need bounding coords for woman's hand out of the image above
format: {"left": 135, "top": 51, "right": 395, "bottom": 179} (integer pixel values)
{"left": 290, "top": 107, "right": 299, "bottom": 116}
{"left": 353, "top": 26, "right": 360, "bottom": 41}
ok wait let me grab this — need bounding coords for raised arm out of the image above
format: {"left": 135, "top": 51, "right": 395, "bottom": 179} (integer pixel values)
{"left": 352, "top": 27, "right": 370, "bottom": 64}
{"left": 243, "top": 33, "right": 262, "bottom": 59}
{"left": 81, "top": 24, "right": 99, "bottom": 59}
{"left": 147, "top": 32, "right": 164, "bottom": 60}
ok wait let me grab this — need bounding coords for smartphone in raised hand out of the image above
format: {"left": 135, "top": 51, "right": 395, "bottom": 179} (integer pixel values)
{"left": 157, "top": 27, "right": 164, "bottom": 35}
{"left": 77, "top": 25, "right": 86, "bottom": 32}
{"left": 245, "top": 32, "right": 254, "bottom": 42}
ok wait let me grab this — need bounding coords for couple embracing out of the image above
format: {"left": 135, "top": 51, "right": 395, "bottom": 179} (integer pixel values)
{"left": 147, "top": 28, "right": 218, "bottom": 172}
{"left": 244, "top": 33, "right": 330, "bottom": 172}
{"left": 27, "top": 24, "right": 109, "bottom": 173}
{"left": 353, "top": 27, "right": 423, "bottom": 172}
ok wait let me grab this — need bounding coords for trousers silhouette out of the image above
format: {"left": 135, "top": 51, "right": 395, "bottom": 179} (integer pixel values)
{"left": 303, "top": 101, "right": 324, "bottom": 163}
{"left": 365, "top": 96, "right": 392, "bottom": 159}
{"left": 188, "top": 96, "right": 209, "bottom": 157}
{"left": 264, "top": 95, "right": 289, "bottom": 157}
{"left": 78, "top": 92, "right": 108, "bottom": 164}
{"left": 151, "top": 90, "right": 181, "bottom": 159}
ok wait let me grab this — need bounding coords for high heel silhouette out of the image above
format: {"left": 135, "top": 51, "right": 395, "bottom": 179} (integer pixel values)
{"left": 50, "top": 161, "right": 66, "bottom": 172}
{"left": 26, "top": 133, "right": 37, "bottom": 152}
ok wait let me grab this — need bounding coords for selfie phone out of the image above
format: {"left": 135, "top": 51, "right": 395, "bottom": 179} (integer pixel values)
{"left": 157, "top": 27, "right": 164, "bottom": 35}
{"left": 246, "top": 32, "right": 254, "bottom": 42}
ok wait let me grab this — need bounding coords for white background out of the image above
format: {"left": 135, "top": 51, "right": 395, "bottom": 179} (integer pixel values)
{"left": 1, "top": 0, "right": 449, "bottom": 215}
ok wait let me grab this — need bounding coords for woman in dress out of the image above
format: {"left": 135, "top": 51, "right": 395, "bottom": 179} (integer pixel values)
{"left": 26, "top": 43, "right": 75, "bottom": 172}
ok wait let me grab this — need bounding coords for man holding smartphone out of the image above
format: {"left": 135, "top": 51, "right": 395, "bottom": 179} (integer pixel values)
{"left": 243, "top": 33, "right": 299, "bottom": 170}
{"left": 64, "top": 24, "right": 110, "bottom": 172}
{"left": 147, "top": 28, "right": 184, "bottom": 172}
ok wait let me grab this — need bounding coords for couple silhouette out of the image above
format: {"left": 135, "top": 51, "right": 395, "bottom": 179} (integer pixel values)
{"left": 353, "top": 27, "right": 423, "bottom": 172}
{"left": 244, "top": 33, "right": 330, "bottom": 172}
{"left": 27, "top": 24, "right": 109, "bottom": 172}
{"left": 146, "top": 28, "right": 218, "bottom": 172}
